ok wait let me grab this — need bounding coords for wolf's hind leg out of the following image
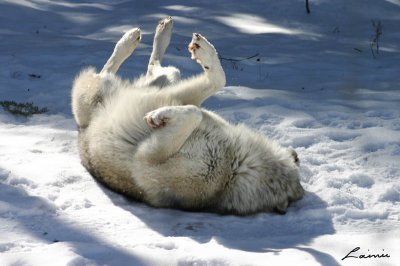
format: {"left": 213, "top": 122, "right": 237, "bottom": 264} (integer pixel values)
{"left": 72, "top": 29, "right": 140, "bottom": 128}
{"left": 165, "top": 33, "right": 225, "bottom": 106}
{"left": 136, "top": 105, "right": 202, "bottom": 163}
{"left": 100, "top": 28, "right": 141, "bottom": 74}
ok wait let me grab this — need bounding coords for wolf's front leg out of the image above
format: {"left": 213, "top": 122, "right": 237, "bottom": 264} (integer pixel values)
{"left": 166, "top": 33, "right": 226, "bottom": 106}
{"left": 146, "top": 17, "right": 180, "bottom": 88}
{"left": 136, "top": 105, "right": 202, "bottom": 163}
{"left": 100, "top": 28, "right": 141, "bottom": 74}
{"left": 147, "top": 17, "right": 173, "bottom": 73}
{"left": 188, "top": 33, "right": 226, "bottom": 94}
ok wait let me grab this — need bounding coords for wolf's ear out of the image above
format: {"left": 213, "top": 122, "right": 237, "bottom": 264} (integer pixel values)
{"left": 289, "top": 149, "right": 300, "bottom": 166}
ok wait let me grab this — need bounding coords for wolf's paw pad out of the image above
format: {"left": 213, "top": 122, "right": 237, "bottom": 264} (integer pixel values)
{"left": 188, "top": 33, "right": 217, "bottom": 69}
{"left": 144, "top": 110, "right": 169, "bottom": 129}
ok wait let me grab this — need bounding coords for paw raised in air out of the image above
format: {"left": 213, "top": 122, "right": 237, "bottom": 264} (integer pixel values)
{"left": 156, "top": 16, "right": 173, "bottom": 34}
{"left": 188, "top": 33, "right": 218, "bottom": 70}
{"left": 153, "top": 16, "right": 173, "bottom": 45}
{"left": 115, "top": 28, "right": 141, "bottom": 56}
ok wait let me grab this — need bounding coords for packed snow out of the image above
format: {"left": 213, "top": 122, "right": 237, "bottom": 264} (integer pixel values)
{"left": 1, "top": 0, "right": 399, "bottom": 265}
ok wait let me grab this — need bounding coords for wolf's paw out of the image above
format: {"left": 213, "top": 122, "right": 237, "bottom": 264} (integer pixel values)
{"left": 144, "top": 109, "right": 170, "bottom": 129}
{"left": 114, "top": 28, "right": 141, "bottom": 57}
{"left": 155, "top": 16, "right": 173, "bottom": 39}
{"left": 188, "top": 33, "right": 218, "bottom": 70}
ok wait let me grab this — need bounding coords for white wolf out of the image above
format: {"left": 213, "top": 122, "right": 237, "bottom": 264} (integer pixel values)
{"left": 71, "top": 17, "right": 304, "bottom": 215}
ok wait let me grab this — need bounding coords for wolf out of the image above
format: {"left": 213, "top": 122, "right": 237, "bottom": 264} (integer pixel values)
{"left": 71, "top": 17, "right": 304, "bottom": 215}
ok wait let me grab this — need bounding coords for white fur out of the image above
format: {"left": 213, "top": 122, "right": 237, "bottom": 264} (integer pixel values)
{"left": 71, "top": 17, "right": 304, "bottom": 215}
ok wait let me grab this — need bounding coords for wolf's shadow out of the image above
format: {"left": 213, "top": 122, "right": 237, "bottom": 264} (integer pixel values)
{"left": 102, "top": 184, "right": 339, "bottom": 265}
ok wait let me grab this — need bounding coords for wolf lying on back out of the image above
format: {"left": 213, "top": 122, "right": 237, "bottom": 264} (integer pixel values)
{"left": 71, "top": 17, "right": 304, "bottom": 215}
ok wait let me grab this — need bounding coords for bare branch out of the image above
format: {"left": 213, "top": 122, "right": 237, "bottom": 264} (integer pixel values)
{"left": 219, "top": 53, "right": 260, "bottom": 62}
{"left": 306, "top": 0, "right": 311, "bottom": 14}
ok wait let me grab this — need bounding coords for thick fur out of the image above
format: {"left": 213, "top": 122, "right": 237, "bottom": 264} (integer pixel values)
{"left": 71, "top": 17, "right": 304, "bottom": 215}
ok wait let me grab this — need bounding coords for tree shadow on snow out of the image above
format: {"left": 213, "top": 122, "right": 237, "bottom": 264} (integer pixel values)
{"left": 2, "top": 0, "right": 400, "bottom": 115}
{"left": 0, "top": 178, "right": 146, "bottom": 265}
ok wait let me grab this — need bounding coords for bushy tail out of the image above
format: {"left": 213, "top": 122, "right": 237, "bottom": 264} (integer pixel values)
{"left": 71, "top": 67, "right": 100, "bottom": 128}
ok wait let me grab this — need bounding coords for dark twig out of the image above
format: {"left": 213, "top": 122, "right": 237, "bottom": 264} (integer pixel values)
{"left": 219, "top": 53, "right": 260, "bottom": 70}
{"left": 370, "top": 20, "right": 383, "bottom": 59}
{"left": 306, "top": 0, "right": 311, "bottom": 14}
{"left": 219, "top": 53, "right": 260, "bottom": 62}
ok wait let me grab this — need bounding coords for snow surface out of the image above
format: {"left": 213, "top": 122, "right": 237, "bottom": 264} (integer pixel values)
{"left": 1, "top": 0, "right": 399, "bottom": 265}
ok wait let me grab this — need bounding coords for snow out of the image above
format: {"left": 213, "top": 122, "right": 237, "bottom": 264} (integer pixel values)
{"left": 1, "top": 0, "right": 399, "bottom": 265}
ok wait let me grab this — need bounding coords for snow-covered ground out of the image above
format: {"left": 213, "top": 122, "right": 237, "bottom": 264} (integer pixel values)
{"left": 1, "top": 0, "right": 399, "bottom": 265}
